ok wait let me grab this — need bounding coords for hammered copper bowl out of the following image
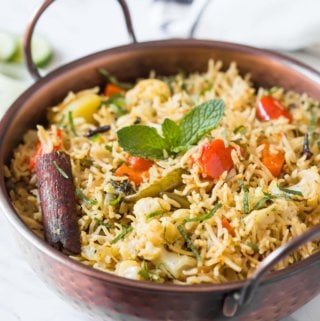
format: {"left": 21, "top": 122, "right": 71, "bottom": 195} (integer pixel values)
{"left": 1, "top": 1, "right": 320, "bottom": 321}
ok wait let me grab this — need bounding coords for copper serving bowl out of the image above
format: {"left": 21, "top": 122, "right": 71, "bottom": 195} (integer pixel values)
{"left": 0, "top": 1, "right": 320, "bottom": 320}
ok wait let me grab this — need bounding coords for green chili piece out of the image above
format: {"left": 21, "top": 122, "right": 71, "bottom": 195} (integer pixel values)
{"left": 240, "top": 181, "right": 250, "bottom": 214}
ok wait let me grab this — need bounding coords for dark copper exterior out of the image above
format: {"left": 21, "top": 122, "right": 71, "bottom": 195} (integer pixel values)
{"left": 1, "top": 40, "right": 320, "bottom": 321}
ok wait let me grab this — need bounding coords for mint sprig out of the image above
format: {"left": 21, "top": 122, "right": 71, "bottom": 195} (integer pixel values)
{"left": 176, "top": 99, "right": 224, "bottom": 151}
{"left": 117, "top": 99, "right": 225, "bottom": 159}
{"left": 117, "top": 125, "right": 168, "bottom": 159}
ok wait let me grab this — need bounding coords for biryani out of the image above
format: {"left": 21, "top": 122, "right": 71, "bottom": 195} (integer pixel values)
{"left": 5, "top": 60, "right": 320, "bottom": 284}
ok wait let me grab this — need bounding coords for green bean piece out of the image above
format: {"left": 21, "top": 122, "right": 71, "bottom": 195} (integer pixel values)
{"left": 160, "top": 192, "right": 190, "bottom": 208}
{"left": 125, "top": 169, "right": 186, "bottom": 202}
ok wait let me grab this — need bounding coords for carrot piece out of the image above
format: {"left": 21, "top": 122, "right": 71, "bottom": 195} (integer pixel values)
{"left": 29, "top": 142, "right": 43, "bottom": 171}
{"left": 128, "top": 156, "right": 153, "bottom": 171}
{"left": 104, "top": 83, "right": 124, "bottom": 97}
{"left": 198, "top": 139, "right": 234, "bottom": 179}
{"left": 53, "top": 128, "right": 64, "bottom": 151}
{"left": 256, "top": 96, "right": 291, "bottom": 122}
{"left": 115, "top": 163, "right": 148, "bottom": 186}
{"left": 261, "top": 141, "right": 285, "bottom": 177}
{"left": 222, "top": 217, "right": 236, "bottom": 237}
{"left": 29, "top": 129, "right": 64, "bottom": 172}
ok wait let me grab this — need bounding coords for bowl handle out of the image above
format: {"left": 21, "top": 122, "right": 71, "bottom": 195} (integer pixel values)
{"left": 223, "top": 224, "right": 320, "bottom": 317}
{"left": 23, "top": 0, "right": 137, "bottom": 80}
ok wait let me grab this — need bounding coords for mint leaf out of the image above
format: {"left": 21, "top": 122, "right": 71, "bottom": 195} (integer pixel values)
{"left": 162, "top": 118, "right": 181, "bottom": 149}
{"left": 117, "top": 125, "right": 167, "bottom": 159}
{"left": 117, "top": 99, "right": 225, "bottom": 159}
{"left": 177, "top": 99, "right": 225, "bottom": 150}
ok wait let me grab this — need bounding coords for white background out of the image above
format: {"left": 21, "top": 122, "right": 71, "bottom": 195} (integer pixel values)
{"left": 0, "top": 1, "right": 319, "bottom": 320}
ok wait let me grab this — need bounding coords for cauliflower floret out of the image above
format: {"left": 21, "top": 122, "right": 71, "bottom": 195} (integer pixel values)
{"left": 133, "top": 197, "right": 166, "bottom": 221}
{"left": 138, "top": 241, "right": 162, "bottom": 261}
{"left": 161, "top": 217, "right": 180, "bottom": 243}
{"left": 116, "top": 260, "right": 142, "bottom": 280}
{"left": 243, "top": 198, "right": 298, "bottom": 233}
{"left": 126, "top": 79, "right": 170, "bottom": 106}
{"left": 280, "top": 167, "right": 320, "bottom": 207}
{"left": 131, "top": 197, "right": 166, "bottom": 260}
{"left": 235, "top": 186, "right": 265, "bottom": 212}
{"left": 243, "top": 204, "right": 277, "bottom": 232}
{"left": 118, "top": 238, "right": 139, "bottom": 260}
{"left": 154, "top": 248, "right": 197, "bottom": 279}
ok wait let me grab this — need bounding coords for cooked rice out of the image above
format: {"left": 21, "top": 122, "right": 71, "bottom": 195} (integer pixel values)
{"left": 5, "top": 60, "right": 320, "bottom": 284}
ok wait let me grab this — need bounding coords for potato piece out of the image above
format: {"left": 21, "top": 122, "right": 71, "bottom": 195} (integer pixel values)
{"left": 116, "top": 260, "right": 142, "bottom": 280}
{"left": 64, "top": 93, "right": 101, "bottom": 123}
{"left": 154, "top": 248, "right": 197, "bottom": 279}
{"left": 49, "top": 93, "right": 101, "bottom": 124}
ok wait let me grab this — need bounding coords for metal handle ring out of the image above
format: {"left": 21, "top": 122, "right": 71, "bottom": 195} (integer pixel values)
{"left": 223, "top": 224, "right": 320, "bottom": 317}
{"left": 23, "top": 0, "right": 137, "bottom": 80}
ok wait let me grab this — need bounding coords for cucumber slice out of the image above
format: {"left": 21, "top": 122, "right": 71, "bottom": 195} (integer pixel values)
{"left": 0, "top": 62, "right": 29, "bottom": 80}
{"left": 10, "top": 38, "right": 23, "bottom": 63}
{"left": 0, "top": 31, "right": 18, "bottom": 62}
{"left": 31, "top": 35, "right": 53, "bottom": 68}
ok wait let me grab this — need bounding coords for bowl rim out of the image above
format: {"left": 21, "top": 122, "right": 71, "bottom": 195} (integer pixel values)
{"left": 1, "top": 38, "right": 320, "bottom": 294}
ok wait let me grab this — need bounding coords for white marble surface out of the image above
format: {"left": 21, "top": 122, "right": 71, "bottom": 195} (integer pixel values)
{"left": 0, "top": 1, "right": 320, "bottom": 320}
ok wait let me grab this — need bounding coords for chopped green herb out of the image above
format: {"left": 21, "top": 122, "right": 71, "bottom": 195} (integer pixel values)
{"left": 163, "top": 224, "right": 168, "bottom": 243}
{"left": 254, "top": 193, "right": 277, "bottom": 210}
{"left": 108, "top": 194, "right": 123, "bottom": 206}
{"left": 99, "top": 68, "right": 132, "bottom": 90}
{"left": 240, "top": 181, "right": 249, "bottom": 214}
{"left": 138, "top": 269, "right": 153, "bottom": 281}
{"left": 105, "top": 145, "right": 112, "bottom": 152}
{"left": 158, "top": 263, "right": 176, "bottom": 279}
{"left": 138, "top": 263, "right": 159, "bottom": 281}
{"left": 183, "top": 202, "right": 222, "bottom": 224}
{"left": 94, "top": 217, "right": 112, "bottom": 228}
{"left": 146, "top": 210, "right": 164, "bottom": 220}
{"left": 53, "top": 161, "right": 69, "bottom": 179}
{"left": 177, "top": 224, "right": 201, "bottom": 260}
{"left": 233, "top": 125, "right": 247, "bottom": 135}
{"left": 76, "top": 188, "right": 98, "bottom": 205}
{"left": 89, "top": 133, "right": 102, "bottom": 142}
{"left": 200, "top": 80, "right": 213, "bottom": 95}
{"left": 110, "top": 225, "right": 133, "bottom": 244}
{"left": 100, "top": 94, "right": 128, "bottom": 116}
{"left": 278, "top": 186, "right": 303, "bottom": 197}
{"left": 109, "top": 103, "right": 128, "bottom": 117}
{"left": 102, "top": 93, "right": 125, "bottom": 106}
{"left": 247, "top": 242, "right": 259, "bottom": 252}
{"left": 117, "top": 99, "right": 225, "bottom": 159}
{"left": 68, "top": 111, "right": 77, "bottom": 136}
